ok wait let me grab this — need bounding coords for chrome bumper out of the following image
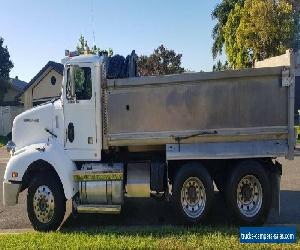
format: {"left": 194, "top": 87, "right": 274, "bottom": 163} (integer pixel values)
{"left": 3, "top": 181, "right": 21, "bottom": 206}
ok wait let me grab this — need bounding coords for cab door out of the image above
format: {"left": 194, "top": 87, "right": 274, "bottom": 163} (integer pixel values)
{"left": 63, "top": 64, "right": 100, "bottom": 161}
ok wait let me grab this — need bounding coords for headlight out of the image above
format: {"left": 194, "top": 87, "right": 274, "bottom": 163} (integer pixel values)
{"left": 6, "top": 141, "right": 16, "bottom": 153}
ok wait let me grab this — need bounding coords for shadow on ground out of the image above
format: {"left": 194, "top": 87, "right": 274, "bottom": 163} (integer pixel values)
{"left": 268, "top": 190, "right": 300, "bottom": 224}
{"left": 61, "top": 193, "right": 228, "bottom": 229}
{"left": 61, "top": 190, "right": 300, "bottom": 230}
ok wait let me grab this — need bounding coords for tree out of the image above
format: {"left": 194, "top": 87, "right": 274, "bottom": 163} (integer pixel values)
{"left": 216, "top": 0, "right": 296, "bottom": 69}
{"left": 137, "top": 45, "right": 185, "bottom": 76}
{"left": 76, "top": 35, "right": 113, "bottom": 56}
{"left": 212, "top": 60, "right": 230, "bottom": 71}
{"left": 223, "top": 2, "right": 252, "bottom": 68}
{"left": 211, "top": 0, "right": 245, "bottom": 59}
{"left": 237, "top": 0, "right": 295, "bottom": 63}
{"left": 0, "top": 37, "right": 13, "bottom": 102}
{"left": 289, "top": 0, "right": 300, "bottom": 50}
{"left": 0, "top": 37, "right": 13, "bottom": 80}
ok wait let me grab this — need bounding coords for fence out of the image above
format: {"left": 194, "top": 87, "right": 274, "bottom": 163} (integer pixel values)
{"left": 0, "top": 106, "right": 24, "bottom": 136}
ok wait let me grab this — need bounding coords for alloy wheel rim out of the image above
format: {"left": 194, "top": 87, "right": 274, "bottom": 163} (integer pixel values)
{"left": 237, "top": 175, "right": 263, "bottom": 218}
{"left": 33, "top": 185, "right": 55, "bottom": 223}
{"left": 181, "top": 177, "right": 206, "bottom": 218}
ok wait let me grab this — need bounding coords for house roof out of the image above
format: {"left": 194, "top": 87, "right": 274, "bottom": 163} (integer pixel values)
{"left": 1, "top": 77, "right": 28, "bottom": 92}
{"left": 17, "top": 61, "right": 64, "bottom": 98}
{"left": 10, "top": 78, "right": 28, "bottom": 91}
{"left": 0, "top": 78, "right": 28, "bottom": 105}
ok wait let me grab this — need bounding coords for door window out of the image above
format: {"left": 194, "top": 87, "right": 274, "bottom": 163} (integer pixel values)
{"left": 66, "top": 66, "right": 92, "bottom": 101}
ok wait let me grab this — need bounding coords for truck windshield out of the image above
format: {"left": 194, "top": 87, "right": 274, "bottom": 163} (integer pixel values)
{"left": 66, "top": 66, "right": 92, "bottom": 101}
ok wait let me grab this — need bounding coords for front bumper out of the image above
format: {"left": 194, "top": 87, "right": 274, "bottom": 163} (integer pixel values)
{"left": 3, "top": 181, "right": 21, "bottom": 206}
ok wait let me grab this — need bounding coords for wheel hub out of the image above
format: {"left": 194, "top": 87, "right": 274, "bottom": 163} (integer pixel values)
{"left": 187, "top": 186, "right": 197, "bottom": 203}
{"left": 240, "top": 184, "right": 253, "bottom": 202}
{"left": 38, "top": 198, "right": 48, "bottom": 211}
{"left": 237, "top": 175, "right": 263, "bottom": 218}
{"left": 33, "top": 185, "right": 55, "bottom": 223}
{"left": 181, "top": 177, "right": 206, "bottom": 218}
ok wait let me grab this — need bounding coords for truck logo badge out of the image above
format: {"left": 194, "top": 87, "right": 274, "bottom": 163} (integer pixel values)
{"left": 24, "top": 118, "right": 39, "bottom": 123}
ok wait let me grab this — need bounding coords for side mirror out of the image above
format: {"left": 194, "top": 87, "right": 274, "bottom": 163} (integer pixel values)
{"left": 6, "top": 141, "right": 15, "bottom": 153}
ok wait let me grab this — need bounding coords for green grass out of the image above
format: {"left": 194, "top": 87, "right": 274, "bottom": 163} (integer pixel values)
{"left": 0, "top": 135, "right": 8, "bottom": 147}
{"left": 0, "top": 226, "right": 298, "bottom": 249}
{"left": 295, "top": 126, "right": 300, "bottom": 144}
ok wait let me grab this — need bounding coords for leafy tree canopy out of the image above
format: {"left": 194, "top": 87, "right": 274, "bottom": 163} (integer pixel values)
{"left": 223, "top": 2, "right": 251, "bottom": 68}
{"left": 137, "top": 45, "right": 185, "bottom": 76}
{"left": 237, "top": 0, "right": 295, "bottom": 63}
{"left": 211, "top": 0, "right": 244, "bottom": 59}
{"left": 76, "top": 35, "right": 113, "bottom": 56}
{"left": 0, "top": 37, "right": 13, "bottom": 80}
{"left": 0, "top": 37, "right": 13, "bottom": 102}
{"left": 289, "top": 0, "right": 300, "bottom": 50}
{"left": 212, "top": 60, "right": 230, "bottom": 71}
{"left": 212, "top": 0, "right": 298, "bottom": 69}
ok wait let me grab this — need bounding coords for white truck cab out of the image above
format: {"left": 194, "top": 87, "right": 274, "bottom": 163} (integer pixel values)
{"left": 4, "top": 54, "right": 104, "bottom": 230}
{"left": 3, "top": 50, "right": 296, "bottom": 231}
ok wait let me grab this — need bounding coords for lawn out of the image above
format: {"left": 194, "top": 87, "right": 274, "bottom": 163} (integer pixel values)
{"left": 0, "top": 226, "right": 298, "bottom": 250}
{"left": 0, "top": 135, "right": 8, "bottom": 147}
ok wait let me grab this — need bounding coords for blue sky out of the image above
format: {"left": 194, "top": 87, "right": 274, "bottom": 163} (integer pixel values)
{"left": 0, "top": 0, "right": 222, "bottom": 82}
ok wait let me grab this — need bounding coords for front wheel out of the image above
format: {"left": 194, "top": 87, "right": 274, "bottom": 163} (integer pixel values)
{"left": 172, "top": 162, "right": 214, "bottom": 224}
{"left": 27, "top": 173, "right": 66, "bottom": 231}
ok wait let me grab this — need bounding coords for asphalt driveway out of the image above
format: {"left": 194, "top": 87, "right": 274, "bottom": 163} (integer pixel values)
{"left": 0, "top": 148, "right": 299, "bottom": 231}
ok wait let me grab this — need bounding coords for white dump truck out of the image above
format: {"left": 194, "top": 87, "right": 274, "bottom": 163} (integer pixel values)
{"left": 3, "top": 49, "right": 297, "bottom": 231}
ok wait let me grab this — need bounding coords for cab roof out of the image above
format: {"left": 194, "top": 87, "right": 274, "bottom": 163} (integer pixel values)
{"left": 61, "top": 54, "right": 104, "bottom": 66}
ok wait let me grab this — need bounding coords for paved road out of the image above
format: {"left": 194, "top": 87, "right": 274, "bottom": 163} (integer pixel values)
{"left": 0, "top": 150, "right": 299, "bottom": 230}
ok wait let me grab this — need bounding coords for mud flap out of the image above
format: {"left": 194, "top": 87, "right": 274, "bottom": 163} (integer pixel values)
{"left": 270, "top": 161, "right": 282, "bottom": 215}
{"left": 58, "top": 199, "right": 73, "bottom": 230}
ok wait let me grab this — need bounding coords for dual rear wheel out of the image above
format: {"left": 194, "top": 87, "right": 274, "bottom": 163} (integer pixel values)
{"left": 172, "top": 160, "right": 271, "bottom": 225}
{"left": 172, "top": 163, "right": 214, "bottom": 224}
{"left": 225, "top": 160, "right": 271, "bottom": 225}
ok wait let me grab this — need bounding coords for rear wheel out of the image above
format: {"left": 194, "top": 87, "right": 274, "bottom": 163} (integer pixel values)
{"left": 172, "top": 162, "right": 214, "bottom": 224}
{"left": 27, "top": 173, "right": 66, "bottom": 231}
{"left": 225, "top": 160, "right": 271, "bottom": 225}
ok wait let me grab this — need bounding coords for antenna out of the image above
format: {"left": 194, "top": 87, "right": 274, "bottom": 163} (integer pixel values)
{"left": 90, "top": 0, "right": 96, "bottom": 47}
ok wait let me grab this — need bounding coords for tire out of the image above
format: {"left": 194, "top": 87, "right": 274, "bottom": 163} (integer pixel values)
{"left": 225, "top": 160, "right": 271, "bottom": 225}
{"left": 172, "top": 162, "right": 214, "bottom": 224}
{"left": 27, "top": 173, "right": 66, "bottom": 231}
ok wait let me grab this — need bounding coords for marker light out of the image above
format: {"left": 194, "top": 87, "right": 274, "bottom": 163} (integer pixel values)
{"left": 12, "top": 172, "right": 18, "bottom": 178}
